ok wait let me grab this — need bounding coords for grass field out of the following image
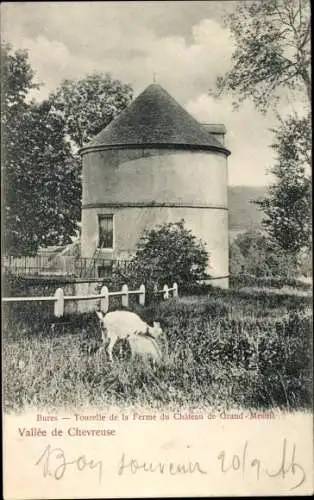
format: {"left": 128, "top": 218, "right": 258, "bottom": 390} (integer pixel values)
{"left": 3, "top": 285, "right": 312, "bottom": 413}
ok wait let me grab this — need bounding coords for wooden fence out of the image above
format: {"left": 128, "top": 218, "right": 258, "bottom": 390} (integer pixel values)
{"left": 3, "top": 255, "right": 133, "bottom": 279}
{"left": 2, "top": 282, "right": 179, "bottom": 318}
{"left": 155, "top": 283, "right": 179, "bottom": 299}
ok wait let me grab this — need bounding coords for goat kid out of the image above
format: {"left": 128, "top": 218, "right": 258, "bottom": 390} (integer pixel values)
{"left": 95, "top": 310, "right": 163, "bottom": 362}
{"left": 115, "top": 333, "right": 163, "bottom": 364}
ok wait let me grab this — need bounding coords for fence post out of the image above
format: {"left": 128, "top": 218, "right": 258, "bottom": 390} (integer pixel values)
{"left": 172, "top": 282, "right": 178, "bottom": 298}
{"left": 122, "top": 284, "right": 129, "bottom": 308}
{"left": 54, "top": 288, "right": 64, "bottom": 318}
{"left": 139, "top": 284, "right": 145, "bottom": 306}
{"left": 163, "top": 284, "right": 169, "bottom": 300}
{"left": 100, "top": 285, "right": 109, "bottom": 313}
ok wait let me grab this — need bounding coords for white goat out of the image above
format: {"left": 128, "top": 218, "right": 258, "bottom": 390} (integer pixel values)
{"left": 95, "top": 310, "right": 164, "bottom": 362}
{"left": 117, "top": 333, "right": 163, "bottom": 364}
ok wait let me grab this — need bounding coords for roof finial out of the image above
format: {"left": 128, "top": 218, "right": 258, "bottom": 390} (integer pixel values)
{"left": 153, "top": 72, "right": 157, "bottom": 83}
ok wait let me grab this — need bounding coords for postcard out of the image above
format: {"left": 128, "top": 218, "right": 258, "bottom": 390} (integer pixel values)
{"left": 2, "top": 1, "right": 313, "bottom": 498}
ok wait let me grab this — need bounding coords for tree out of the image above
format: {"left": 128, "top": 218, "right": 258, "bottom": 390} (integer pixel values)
{"left": 255, "top": 113, "right": 312, "bottom": 255}
{"left": 213, "top": 0, "right": 311, "bottom": 112}
{"left": 129, "top": 220, "right": 209, "bottom": 292}
{"left": 1, "top": 44, "right": 39, "bottom": 188}
{"left": 211, "top": 1, "right": 311, "bottom": 263}
{"left": 230, "top": 229, "right": 298, "bottom": 277}
{"left": 3, "top": 99, "right": 81, "bottom": 255}
{"left": 48, "top": 73, "right": 133, "bottom": 148}
{"left": 1, "top": 44, "right": 41, "bottom": 255}
{"left": 1, "top": 43, "right": 39, "bottom": 118}
{"left": 2, "top": 44, "right": 133, "bottom": 255}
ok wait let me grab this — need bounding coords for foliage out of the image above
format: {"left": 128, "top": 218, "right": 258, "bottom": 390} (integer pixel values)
{"left": 213, "top": 0, "right": 311, "bottom": 112}
{"left": 230, "top": 274, "right": 311, "bottom": 291}
{"left": 2, "top": 44, "right": 81, "bottom": 255}
{"left": 2, "top": 44, "right": 133, "bottom": 255}
{"left": 229, "top": 237, "right": 246, "bottom": 275}
{"left": 3, "top": 288, "right": 312, "bottom": 411}
{"left": 1, "top": 44, "right": 35, "bottom": 253}
{"left": 3, "top": 96, "right": 81, "bottom": 255}
{"left": 1, "top": 43, "right": 39, "bottom": 211}
{"left": 255, "top": 113, "right": 312, "bottom": 255}
{"left": 212, "top": 2, "right": 311, "bottom": 261}
{"left": 230, "top": 229, "right": 301, "bottom": 278}
{"left": 48, "top": 73, "right": 133, "bottom": 148}
{"left": 125, "top": 220, "right": 209, "bottom": 294}
{"left": 1, "top": 43, "right": 39, "bottom": 117}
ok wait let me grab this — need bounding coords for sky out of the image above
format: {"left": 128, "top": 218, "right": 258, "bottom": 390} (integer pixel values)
{"left": 1, "top": 1, "right": 307, "bottom": 186}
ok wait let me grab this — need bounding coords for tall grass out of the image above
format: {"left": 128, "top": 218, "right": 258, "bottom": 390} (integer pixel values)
{"left": 3, "top": 287, "right": 312, "bottom": 412}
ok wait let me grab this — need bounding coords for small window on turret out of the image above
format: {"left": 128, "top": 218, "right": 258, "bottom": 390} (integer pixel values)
{"left": 98, "top": 215, "right": 114, "bottom": 249}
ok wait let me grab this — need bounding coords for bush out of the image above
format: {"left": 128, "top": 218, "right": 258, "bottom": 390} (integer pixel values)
{"left": 230, "top": 229, "right": 299, "bottom": 278}
{"left": 230, "top": 275, "right": 312, "bottom": 291}
{"left": 107, "top": 220, "right": 210, "bottom": 300}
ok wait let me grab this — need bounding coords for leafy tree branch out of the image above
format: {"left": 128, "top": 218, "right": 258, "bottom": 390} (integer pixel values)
{"left": 212, "top": 0, "right": 311, "bottom": 112}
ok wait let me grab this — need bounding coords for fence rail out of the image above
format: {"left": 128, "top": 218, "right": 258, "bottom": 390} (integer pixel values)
{"left": 155, "top": 283, "right": 179, "bottom": 299}
{"left": 3, "top": 255, "right": 134, "bottom": 279}
{"left": 2, "top": 282, "right": 179, "bottom": 318}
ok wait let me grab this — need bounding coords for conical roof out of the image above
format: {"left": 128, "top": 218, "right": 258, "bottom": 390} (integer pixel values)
{"left": 81, "top": 83, "right": 230, "bottom": 156}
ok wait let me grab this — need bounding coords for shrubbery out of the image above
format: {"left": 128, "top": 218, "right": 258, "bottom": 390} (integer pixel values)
{"left": 230, "top": 275, "right": 312, "bottom": 291}
{"left": 230, "top": 229, "right": 311, "bottom": 278}
{"left": 105, "top": 220, "right": 209, "bottom": 299}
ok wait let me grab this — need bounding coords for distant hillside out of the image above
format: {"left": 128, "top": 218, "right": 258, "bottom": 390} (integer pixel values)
{"left": 228, "top": 186, "right": 266, "bottom": 239}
